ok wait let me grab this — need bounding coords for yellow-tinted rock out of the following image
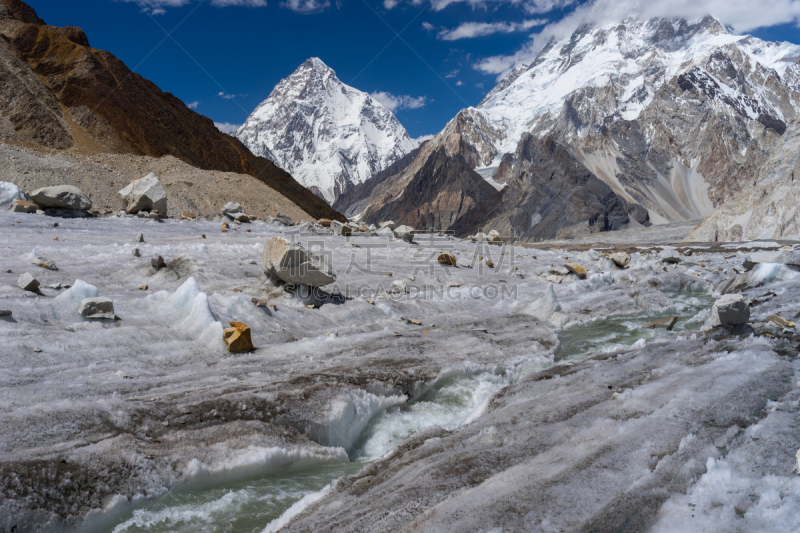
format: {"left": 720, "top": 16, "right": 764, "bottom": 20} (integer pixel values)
{"left": 767, "top": 315, "right": 796, "bottom": 328}
{"left": 438, "top": 252, "right": 457, "bottom": 266}
{"left": 319, "top": 218, "right": 332, "bottom": 227}
{"left": 565, "top": 262, "right": 587, "bottom": 279}
{"left": 223, "top": 322, "right": 253, "bottom": 352}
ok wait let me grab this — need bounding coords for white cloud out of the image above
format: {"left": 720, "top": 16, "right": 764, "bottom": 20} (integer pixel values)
{"left": 437, "top": 18, "right": 547, "bottom": 40}
{"left": 370, "top": 91, "right": 428, "bottom": 112}
{"left": 386, "top": 0, "right": 573, "bottom": 12}
{"left": 444, "top": 69, "right": 460, "bottom": 78}
{"left": 186, "top": 101, "right": 200, "bottom": 109}
{"left": 218, "top": 91, "right": 248, "bottom": 99}
{"left": 422, "top": 21, "right": 436, "bottom": 31}
{"left": 120, "top": 0, "right": 267, "bottom": 14}
{"left": 281, "top": 0, "right": 330, "bottom": 13}
{"left": 413, "top": 134, "right": 435, "bottom": 146}
{"left": 215, "top": 122, "right": 241, "bottom": 134}
{"left": 475, "top": 0, "right": 800, "bottom": 78}
{"left": 456, "top": 80, "right": 464, "bottom": 86}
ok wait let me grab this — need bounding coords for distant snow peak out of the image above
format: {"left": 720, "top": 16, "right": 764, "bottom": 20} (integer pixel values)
{"left": 236, "top": 57, "right": 416, "bottom": 203}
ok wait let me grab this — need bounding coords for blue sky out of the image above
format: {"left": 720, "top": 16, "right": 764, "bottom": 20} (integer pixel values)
{"left": 30, "top": 0, "right": 800, "bottom": 139}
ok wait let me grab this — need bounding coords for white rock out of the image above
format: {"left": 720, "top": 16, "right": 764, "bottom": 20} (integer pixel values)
{"left": 471, "top": 232, "right": 488, "bottom": 242}
{"left": 393, "top": 225, "right": 415, "bottom": 242}
{"left": 659, "top": 247, "right": 682, "bottom": 264}
{"left": 119, "top": 173, "right": 168, "bottom": 215}
{"left": 29, "top": 185, "right": 92, "bottom": 211}
{"left": 17, "top": 272, "right": 39, "bottom": 292}
{"left": 456, "top": 257, "right": 472, "bottom": 268}
{"left": 609, "top": 252, "right": 630, "bottom": 268}
{"left": 376, "top": 226, "right": 394, "bottom": 237}
{"left": 380, "top": 221, "right": 397, "bottom": 230}
{"left": 79, "top": 297, "right": 115, "bottom": 319}
{"left": 390, "top": 279, "right": 408, "bottom": 294}
{"left": 710, "top": 294, "right": 750, "bottom": 327}
{"left": 262, "top": 236, "right": 337, "bottom": 286}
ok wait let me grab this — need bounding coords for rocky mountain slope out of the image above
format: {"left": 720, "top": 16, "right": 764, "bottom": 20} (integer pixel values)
{"left": 0, "top": 0, "right": 343, "bottom": 222}
{"left": 339, "top": 16, "right": 800, "bottom": 241}
{"left": 236, "top": 58, "right": 417, "bottom": 204}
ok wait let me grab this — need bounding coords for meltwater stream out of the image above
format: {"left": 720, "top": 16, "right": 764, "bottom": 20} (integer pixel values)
{"left": 100, "top": 291, "right": 713, "bottom": 533}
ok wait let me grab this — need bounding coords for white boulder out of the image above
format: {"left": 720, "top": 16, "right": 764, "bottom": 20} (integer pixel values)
{"left": 393, "top": 225, "right": 415, "bottom": 242}
{"left": 29, "top": 185, "right": 92, "bottom": 211}
{"left": 659, "top": 247, "right": 682, "bottom": 264}
{"left": 262, "top": 236, "right": 337, "bottom": 287}
{"left": 119, "top": 173, "right": 168, "bottom": 215}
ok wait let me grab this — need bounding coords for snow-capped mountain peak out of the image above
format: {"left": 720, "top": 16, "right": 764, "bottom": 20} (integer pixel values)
{"left": 236, "top": 57, "right": 417, "bottom": 203}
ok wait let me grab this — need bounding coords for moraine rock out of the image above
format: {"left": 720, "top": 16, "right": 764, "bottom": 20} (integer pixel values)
{"left": 389, "top": 279, "right": 408, "bottom": 294}
{"left": 119, "top": 173, "right": 167, "bottom": 215}
{"left": 319, "top": 218, "right": 332, "bottom": 227}
{"left": 609, "top": 252, "right": 630, "bottom": 268}
{"left": 223, "top": 322, "right": 254, "bottom": 352}
{"left": 262, "top": 236, "right": 337, "bottom": 286}
{"left": 221, "top": 202, "right": 252, "bottom": 222}
{"left": 456, "top": 257, "right": 472, "bottom": 268}
{"left": 135, "top": 233, "right": 144, "bottom": 243}
{"left": 437, "top": 252, "right": 457, "bottom": 266}
{"left": 151, "top": 255, "right": 165, "bottom": 269}
{"left": 29, "top": 185, "right": 92, "bottom": 211}
{"left": 380, "top": 221, "right": 397, "bottom": 231}
{"left": 393, "top": 225, "right": 415, "bottom": 242}
{"left": 17, "top": 272, "right": 39, "bottom": 292}
{"left": 331, "top": 220, "right": 352, "bottom": 236}
{"left": 659, "top": 247, "right": 682, "bottom": 264}
{"left": 275, "top": 213, "right": 293, "bottom": 226}
{"left": 79, "top": 297, "right": 115, "bottom": 319}
{"left": 31, "top": 255, "right": 56, "bottom": 270}
{"left": 565, "top": 262, "right": 587, "bottom": 279}
{"left": 11, "top": 199, "right": 37, "bottom": 213}
{"left": 710, "top": 294, "right": 750, "bottom": 327}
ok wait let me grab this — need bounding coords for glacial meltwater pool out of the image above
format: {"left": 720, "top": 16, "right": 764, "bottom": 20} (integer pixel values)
{"left": 95, "top": 291, "right": 714, "bottom": 533}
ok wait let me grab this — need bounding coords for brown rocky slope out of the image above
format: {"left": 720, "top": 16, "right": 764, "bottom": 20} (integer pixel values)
{"left": 0, "top": 0, "right": 344, "bottom": 222}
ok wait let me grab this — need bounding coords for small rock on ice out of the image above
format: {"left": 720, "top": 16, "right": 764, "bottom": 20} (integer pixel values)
{"left": 262, "top": 236, "right": 337, "bottom": 287}
{"left": 17, "top": 272, "right": 39, "bottom": 292}
{"left": 223, "top": 321, "right": 254, "bottom": 352}
{"left": 79, "top": 297, "right": 115, "bottom": 319}
{"left": 11, "top": 199, "right": 37, "bottom": 213}
{"left": 135, "top": 233, "right": 144, "bottom": 243}
{"left": 31, "top": 256, "right": 57, "bottom": 270}
{"left": 151, "top": 255, "right": 166, "bottom": 269}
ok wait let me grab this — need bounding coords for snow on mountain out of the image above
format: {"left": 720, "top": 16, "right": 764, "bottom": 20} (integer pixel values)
{"left": 476, "top": 17, "right": 800, "bottom": 164}
{"left": 236, "top": 58, "right": 417, "bottom": 204}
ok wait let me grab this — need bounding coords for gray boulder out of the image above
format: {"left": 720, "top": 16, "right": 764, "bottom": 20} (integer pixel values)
{"left": 262, "top": 236, "right": 337, "bottom": 287}
{"left": 29, "top": 185, "right": 92, "bottom": 211}
{"left": 119, "top": 173, "right": 168, "bottom": 215}
{"left": 275, "top": 213, "right": 293, "bottom": 226}
{"left": 79, "top": 297, "right": 115, "bottom": 319}
{"left": 380, "top": 221, "right": 397, "bottom": 230}
{"left": 151, "top": 255, "right": 166, "bottom": 269}
{"left": 710, "top": 294, "right": 750, "bottom": 327}
{"left": 17, "top": 272, "right": 39, "bottom": 292}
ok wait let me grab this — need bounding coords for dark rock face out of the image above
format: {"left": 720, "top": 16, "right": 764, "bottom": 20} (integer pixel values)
{"left": 0, "top": 0, "right": 343, "bottom": 222}
{"left": 361, "top": 149, "right": 499, "bottom": 232}
{"left": 453, "top": 136, "right": 632, "bottom": 241}
{"left": 333, "top": 146, "right": 421, "bottom": 218}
